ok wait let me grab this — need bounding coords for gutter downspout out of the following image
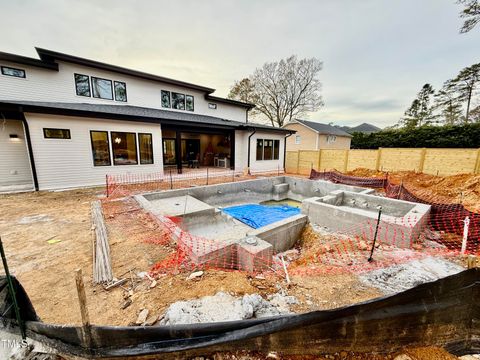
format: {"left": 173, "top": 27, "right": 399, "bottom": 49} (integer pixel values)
{"left": 20, "top": 115, "right": 39, "bottom": 191}
{"left": 247, "top": 127, "right": 256, "bottom": 175}
{"left": 283, "top": 132, "right": 293, "bottom": 172}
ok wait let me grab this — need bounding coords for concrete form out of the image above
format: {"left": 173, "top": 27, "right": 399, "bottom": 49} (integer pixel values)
{"left": 135, "top": 176, "right": 432, "bottom": 271}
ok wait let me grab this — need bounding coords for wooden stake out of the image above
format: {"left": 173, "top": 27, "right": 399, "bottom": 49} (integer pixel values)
{"left": 75, "top": 269, "right": 93, "bottom": 350}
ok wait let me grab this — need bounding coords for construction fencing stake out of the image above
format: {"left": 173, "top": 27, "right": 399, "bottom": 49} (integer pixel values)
{"left": 0, "top": 237, "right": 26, "bottom": 340}
{"left": 368, "top": 207, "right": 382, "bottom": 262}
{"left": 461, "top": 217, "right": 470, "bottom": 255}
{"left": 169, "top": 168, "right": 173, "bottom": 190}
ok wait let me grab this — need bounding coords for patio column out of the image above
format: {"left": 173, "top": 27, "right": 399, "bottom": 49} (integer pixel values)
{"left": 175, "top": 130, "right": 182, "bottom": 174}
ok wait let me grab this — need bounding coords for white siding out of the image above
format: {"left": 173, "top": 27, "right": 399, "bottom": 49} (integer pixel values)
{"left": 0, "top": 120, "right": 33, "bottom": 187}
{"left": 0, "top": 60, "right": 247, "bottom": 122}
{"left": 248, "top": 131, "right": 285, "bottom": 173}
{"left": 25, "top": 113, "right": 164, "bottom": 190}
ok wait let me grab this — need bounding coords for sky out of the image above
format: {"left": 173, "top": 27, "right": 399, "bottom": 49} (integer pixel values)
{"left": 1, "top": 0, "right": 479, "bottom": 128}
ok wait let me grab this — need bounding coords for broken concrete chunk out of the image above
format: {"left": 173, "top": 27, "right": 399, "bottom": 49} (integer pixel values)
{"left": 135, "top": 309, "right": 149, "bottom": 325}
{"left": 187, "top": 271, "right": 204, "bottom": 280}
{"left": 143, "top": 315, "right": 159, "bottom": 326}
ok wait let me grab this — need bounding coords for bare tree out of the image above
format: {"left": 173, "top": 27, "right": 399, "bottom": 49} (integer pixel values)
{"left": 458, "top": 0, "right": 480, "bottom": 33}
{"left": 228, "top": 55, "right": 323, "bottom": 127}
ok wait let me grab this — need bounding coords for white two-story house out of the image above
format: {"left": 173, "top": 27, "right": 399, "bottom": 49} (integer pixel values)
{"left": 0, "top": 48, "right": 293, "bottom": 191}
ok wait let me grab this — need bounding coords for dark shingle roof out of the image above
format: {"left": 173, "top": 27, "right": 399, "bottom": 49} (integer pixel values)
{"left": 292, "top": 119, "right": 352, "bottom": 137}
{"left": 0, "top": 100, "right": 291, "bottom": 133}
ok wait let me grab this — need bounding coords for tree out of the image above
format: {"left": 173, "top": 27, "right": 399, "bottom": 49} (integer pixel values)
{"left": 470, "top": 105, "right": 480, "bottom": 122}
{"left": 400, "top": 84, "right": 436, "bottom": 128}
{"left": 228, "top": 55, "right": 323, "bottom": 127}
{"left": 448, "top": 63, "right": 480, "bottom": 123}
{"left": 434, "top": 80, "right": 464, "bottom": 124}
{"left": 458, "top": 0, "right": 480, "bottom": 33}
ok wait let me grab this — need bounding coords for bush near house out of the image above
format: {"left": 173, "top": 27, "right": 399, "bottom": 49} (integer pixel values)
{"left": 351, "top": 123, "right": 480, "bottom": 149}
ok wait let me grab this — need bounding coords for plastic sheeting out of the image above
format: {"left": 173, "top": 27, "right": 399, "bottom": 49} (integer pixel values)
{"left": 222, "top": 204, "right": 301, "bottom": 229}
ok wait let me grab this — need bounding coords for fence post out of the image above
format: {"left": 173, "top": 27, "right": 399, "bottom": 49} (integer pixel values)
{"left": 344, "top": 149, "right": 349, "bottom": 172}
{"left": 475, "top": 148, "right": 480, "bottom": 174}
{"left": 206, "top": 167, "right": 209, "bottom": 185}
{"left": 317, "top": 149, "right": 322, "bottom": 172}
{"left": 105, "top": 174, "right": 109, "bottom": 198}
{"left": 461, "top": 217, "right": 470, "bottom": 255}
{"left": 232, "top": 169, "right": 235, "bottom": 182}
{"left": 296, "top": 151, "right": 300, "bottom": 174}
{"left": 375, "top": 148, "right": 382, "bottom": 171}
{"left": 418, "top": 148, "right": 427, "bottom": 173}
{"left": 169, "top": 168, "right": 173, "bottom": 190}
{"left": 368, "top": 207, "right": 383, "bottom": 262}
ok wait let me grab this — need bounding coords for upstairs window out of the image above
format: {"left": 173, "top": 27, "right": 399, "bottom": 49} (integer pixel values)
{"left": 1, "top": 66, "right": 26, "bottom": 78}
{"left": 172, "top": 92, "right": 185, "bottom": 110}
{"left": 326, "top": 135, "right": 337, "bottom": 143}
{"left": 92, "top": 77, "right": 113, "bottom": 100}
{"left": 186, "top": 95, "right": 194, "bottom": 111}
{"left": 161, "top": 90, "right": 171, "bottom": 108}
{"left": 295, "top": 135, "right": 301, "bottom": 144}
{"left": 75, "top": 74, "right": 91, "bottom": 97}
{"left": 114, "top": 81, "right": 127, "bottom": 102}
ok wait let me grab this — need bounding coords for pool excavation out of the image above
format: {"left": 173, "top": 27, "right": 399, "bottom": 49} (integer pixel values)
{"left": 134, "top": 176, "right": 432, "bottom": 272}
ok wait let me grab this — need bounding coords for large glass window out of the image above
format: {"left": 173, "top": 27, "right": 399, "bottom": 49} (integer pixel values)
{"left": 161, "top": 90, "right": 171, "bottom": 108}
{"left": 92, "top": 77, "right": 113, "bottom": 100}
{"left": 256, "top": 139, "right": 263, "bottom": 161}
{"left": 111, "top": 132, "right": 137, "bottom": 165}
{"left": 1, "top": 66, "right": 26, "bottom": 78}
{"left": 44, "top": 128, "right": 71, "bottom": 139}
{"left": 273, "top": 140, "right": 280, "bottom": 160}
{"left": 256, "top": 139, "right": 280, "bottom": 161}
{"left": 163, "top": 139, "right": 176, "bottom": 165}
{"left": 186, "top": 95, "right": 194, "bottom": 111}
{"left": 114, "top": 81, "right": 127, "bottom": 102}
{"left": 172, "top": 92, "right": 185, "bottom": 110}
{"left": 139, "top": 133, "right": 153, "bottom": 164}
{"left": 75, "top": 74, "right": 90, "bottom": 97}
{"left": 90, "top": 131, "right": 111, "bottom": 166}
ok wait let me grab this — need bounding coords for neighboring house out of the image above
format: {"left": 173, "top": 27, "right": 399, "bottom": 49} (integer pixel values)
{"left": 0, "top": 48, "right": 293, "bottom": 191}
{"left": 282, "top": 119, "right": 352, "bottom": 151}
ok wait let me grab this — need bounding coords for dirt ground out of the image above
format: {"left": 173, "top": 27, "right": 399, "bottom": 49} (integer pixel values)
{"left": 346, "top": 168, "right": 480, "bottom": 212}
{"left": 0, "top": 170, "right": 476, "bottom": 359}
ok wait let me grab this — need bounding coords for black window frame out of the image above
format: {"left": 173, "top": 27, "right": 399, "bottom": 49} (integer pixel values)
{"left": 273, "top": 139, "right": 280, "bottom": 160}
{"left": 1, "top": 66, "right": 26, "bottom": 78}
{"left": 256, "top": 139, "right": 264, "bottom": 161}
{"left": 256, "top": 138, "right": 280, "bottom": 161}
{"left": 171, "top": 92, "right": 186, "bottom": 110}
{"left": 74, "top": 73, "right": 91, "bottom": 97}
{"left": 43, "top": 128, "right": 71, "bottom": 139}
{"left": 161, "top": 90, "right": 171, "bottom": 108}
{"left": 91, "top": 76, "right": 114, "bottom": 100}
{"left": 90, "top": 130, "right": 111, "bottom": 167}
{"left": 114, "top": 81, "right": 127, "bottom": 102}
{"left": 186, "top": 95, "right": 195, "bottom": 112}
{"left": 110, "top": 131, "right": 138, "bottom": 166}
{"left": 138, "top": 133, "right": 154, "bottom": 165}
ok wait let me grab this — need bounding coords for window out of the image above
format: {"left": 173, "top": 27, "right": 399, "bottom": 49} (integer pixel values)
{"left": 186, "top": 95, "right": 194, "bottom": 111}
{"left": 161, "top": 90, "right": 171, "bottom": 108}
{"left": 326, "top": 135, "right": 337, "bottom": 143}
{"left": 75, "top": 74, "right": 90, "bottom": 97}
{"left": 163, "top": 139, "right": 176, "bottom": 165}
{"left": 1, "top": 66, "right": 26, "bottom": 78}
{"left": 92, "top": 77, "right": 113, "bottom": 100}
{"left": 139, "top": 133, "right": 153, "bottom": 164}
{"left": 43, "top": 128, "right": 71, "bottom": 139}
{"left": 172, "top": 92, "right": 185, "bottom": 110}
{"left": 295, "top": 135, "right": 301, "bottom": 144}
{"left": 256, "top": 139, "right": 263, "bottom": 161}
{"left": 111, "top": 132, "right": 137, "bottom": 165}
{"left": 208, "top": 103, "right": 217, "bottom": 109}
{"left": 256, "top": 138, "right": 280, "bottom": 161}
{"left": 90, "top": 131, "right": 111, "bottom": 166}
{"left": 114, "top": 81, "right": 127, "bottom": 102}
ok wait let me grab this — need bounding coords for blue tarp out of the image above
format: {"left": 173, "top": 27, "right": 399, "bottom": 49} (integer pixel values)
{"left": 222, "top": 204, "right": 301, "bottom": 229}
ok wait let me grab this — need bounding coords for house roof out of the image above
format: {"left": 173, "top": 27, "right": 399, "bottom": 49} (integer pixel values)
{"left": 0, "top": 100, "right": 292, "bottom": 133}
{"left": 0, "top": 48, "right": 255, "bottom": 109}
{"left": 286, "top": 119, "right": 352, "bottom": 137}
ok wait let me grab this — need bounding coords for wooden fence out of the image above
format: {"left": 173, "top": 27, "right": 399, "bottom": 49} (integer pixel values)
{"left": 285, "top": 148, "right": 480, "bottom": 176}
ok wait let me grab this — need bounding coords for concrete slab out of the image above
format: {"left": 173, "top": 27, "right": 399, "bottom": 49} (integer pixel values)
{"left": 145, "top": 195, "right": 214, "bottom": 217}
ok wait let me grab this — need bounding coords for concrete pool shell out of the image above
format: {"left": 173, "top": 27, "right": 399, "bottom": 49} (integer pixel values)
{"left": 134, "top": 176, "right": 431, "bottom": 272}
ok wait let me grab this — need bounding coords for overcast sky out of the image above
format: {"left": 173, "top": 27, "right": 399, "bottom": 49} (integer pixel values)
{"left": 1, "top": 0, "right": 479, "bottom": 127}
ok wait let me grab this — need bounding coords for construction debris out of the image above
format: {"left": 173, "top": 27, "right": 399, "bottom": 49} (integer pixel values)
{"left": 135, "top": 308, "right": 149, "bottom": 325}
{"left": 187, "top": 271, "right": 204, "bottom": 280}
{"left": 92, "top": 201, "right": 113, "bottom": 283}
{"left": 104, "top": 278, "right": 128, "bottom": 291}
